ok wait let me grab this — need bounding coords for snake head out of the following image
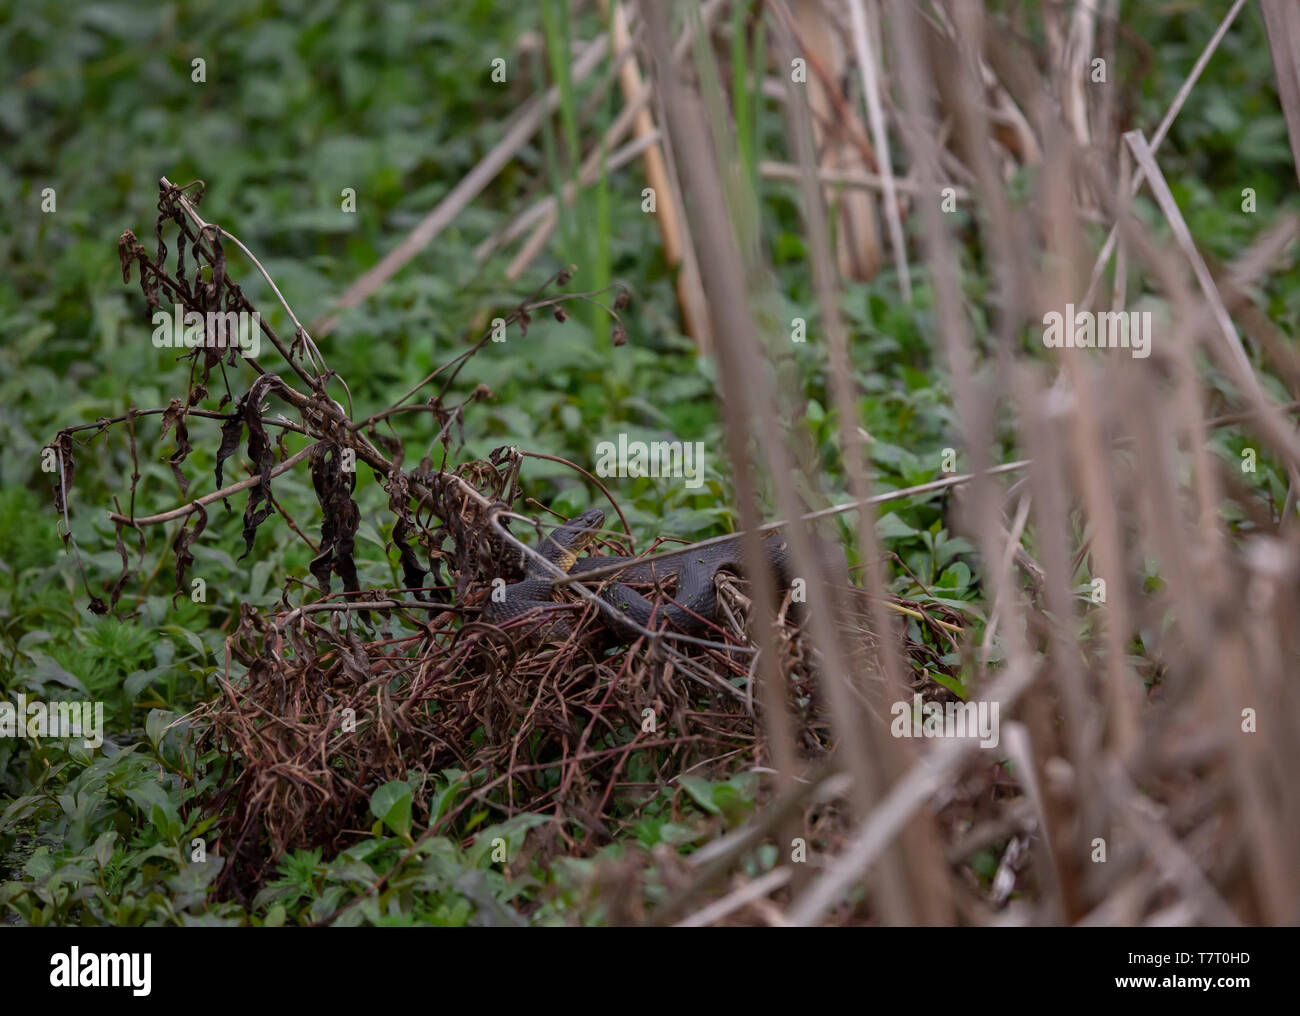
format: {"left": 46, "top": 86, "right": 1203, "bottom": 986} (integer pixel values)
{"left": 563, "top": 508, "right": 605, "bottom": 550}
{"left": 543, "top": 508, "right": 606, "bottom": 571}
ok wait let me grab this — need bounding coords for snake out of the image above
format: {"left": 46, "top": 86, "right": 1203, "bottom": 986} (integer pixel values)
{"left": 483, "top": 507, "right": 815, "bottom": 639}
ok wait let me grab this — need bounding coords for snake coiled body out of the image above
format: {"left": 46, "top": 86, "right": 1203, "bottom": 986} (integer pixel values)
{"left": 484, "top": 508, "right": 822, "bottom": 639}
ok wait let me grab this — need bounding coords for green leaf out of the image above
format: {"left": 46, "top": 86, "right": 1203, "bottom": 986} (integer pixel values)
{"left": 931, "top": 673, "right": 968, "bottom": 700}
{"left": 160, "top": 625, "right": 206, "bottom": 659}
{"left": 145, "top": 709, "right": 174, "bottom": 748}
{"left": 124, "top": 667, "right": 168, "bottom": 700}
{"left": 876, "top": 512, "right": 922, "bottom": 541}
{"left": 678, "top": 775, "right": 721, "bottom": 815}
{"left": 92, "top": 830, "right": 117, "bottom": 869}
{"left": 938, "top": 562, "right": 972, "bottom": 590}
{"left": 369, "top": 781, "right": 413, "bottom": 838}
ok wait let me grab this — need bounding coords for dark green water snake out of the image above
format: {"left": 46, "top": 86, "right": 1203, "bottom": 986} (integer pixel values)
{"left": 483, "top": 508, "right": 837, "bottom": 639}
